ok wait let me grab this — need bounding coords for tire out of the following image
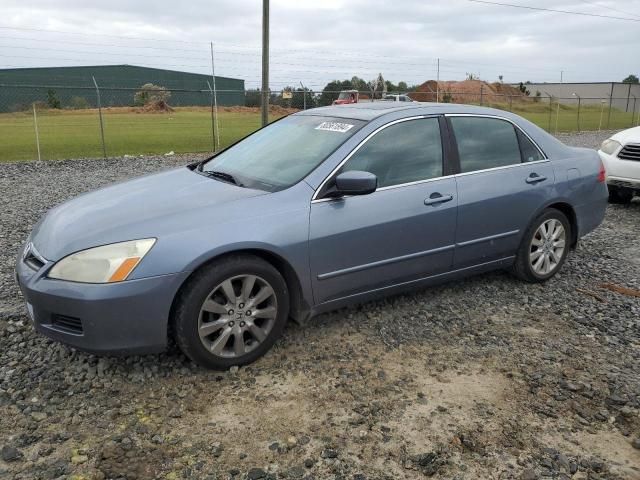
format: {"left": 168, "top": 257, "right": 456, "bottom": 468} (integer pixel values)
{"left": 512, "top": 208, "right": 571, "bottom": 283}
{"left": 172, "top": 254, "right": 289, "bottom": 370}
{"left": 608, "top": 186, "right": 633, "bottom": 204}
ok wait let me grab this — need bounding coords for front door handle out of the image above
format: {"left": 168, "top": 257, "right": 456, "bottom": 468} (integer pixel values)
{"left": 526, "top": 173, "right": 547, "bottom": 184}
{"left": 424, "top": 192, "right": 454, "bottom": 206}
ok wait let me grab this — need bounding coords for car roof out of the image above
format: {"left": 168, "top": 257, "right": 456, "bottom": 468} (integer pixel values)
{"left": 295, "top": 102, "right": 515, "bottom": 122}
{"left": 295, "top": 102, "right": 573, "bottom": 160}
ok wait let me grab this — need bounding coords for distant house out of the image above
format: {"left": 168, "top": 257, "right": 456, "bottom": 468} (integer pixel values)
{"left": 0, "top": 64, "right": 244, "bottom": 112}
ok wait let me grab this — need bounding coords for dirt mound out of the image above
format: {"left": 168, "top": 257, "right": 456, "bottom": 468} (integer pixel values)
{"left": 138, "top": 100, "right": 174, "bottom": 113}
{"left": 409, "top": 79, "right": 528, "bottom": 104}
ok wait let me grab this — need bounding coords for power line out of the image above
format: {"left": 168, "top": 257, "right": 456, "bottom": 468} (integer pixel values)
{"left": 468, "top": 0, "right": 640, "bottom": 21}
{"left": 0, "top": 25, "right": 259, "bottom": 48}
{"left": 575, "top": 0, "right": 640, "bottom": 19}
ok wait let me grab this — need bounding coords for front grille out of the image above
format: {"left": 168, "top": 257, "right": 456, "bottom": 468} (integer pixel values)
{"left": 618, "top": 143, "right": 640, "bottom": 161}
{"left": 50, "top": 314, "right": 83, "bottom": 334}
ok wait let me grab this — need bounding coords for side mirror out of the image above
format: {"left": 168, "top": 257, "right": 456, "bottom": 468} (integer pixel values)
{"left": 334, "top": 170, "right": 377, "bottom": 196}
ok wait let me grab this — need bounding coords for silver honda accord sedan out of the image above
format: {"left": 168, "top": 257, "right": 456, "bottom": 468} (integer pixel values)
{"left": 15, "top": 102, "right": 608, "bottom": 369}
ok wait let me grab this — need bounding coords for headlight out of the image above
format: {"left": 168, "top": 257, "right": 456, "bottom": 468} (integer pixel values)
{"left": 48, "top": 238, "right": 156, "bottom": 283}
{"left": 600, "top": 139, "right": 622, "bottom": 155}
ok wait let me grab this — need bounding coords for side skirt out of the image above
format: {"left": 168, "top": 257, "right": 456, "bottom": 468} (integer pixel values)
{"left": 305, "top": 256, "right": 515, "bottom": 320}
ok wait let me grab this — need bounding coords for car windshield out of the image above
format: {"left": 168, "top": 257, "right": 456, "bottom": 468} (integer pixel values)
{"left": 201, "top": 115, "right": 365, "bottom": 192}
{"left": 337, "top": 92, "right": 353, "bottom": 100}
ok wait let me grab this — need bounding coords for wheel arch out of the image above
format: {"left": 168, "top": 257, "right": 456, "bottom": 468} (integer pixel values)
{"left": 541, "top": 201, "right": 579, "bottom": 247}
{"left": 168, "top": 247, "right": 310, "bottom": 341}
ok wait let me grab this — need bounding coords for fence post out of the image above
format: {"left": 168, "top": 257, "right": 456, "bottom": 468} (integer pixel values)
{"left": 210, "top": 42, "right": 220, "bottom": 150}
{"left": 598, "top": 99, "right": 606, "bottom": 131}
{"left": 547, "top": 96, "right": 553, "bottom": 132}
{"left": 606, "top": 82, "right": 614, "bottom": 129}
{"left": 576, "top": 95, "right": 581, "bottom": 132}
{"left": 92, "top": 76, "right": 107, "bottom": 160}
{"left": 32, "top": 103, "right": 41, "bottom": 161}
{"left": 300, "top": 81, "right": 306, "bottom": 110}
{"left": 480, "top": 85, "right": 484, "bottom": 106}
{"left": 508, "top": 95, "right": 512, "bottom": 112}
{"left": 206, "top": 81, "right": 216, "bottom": 152}
{"left": 555, "top": 100, "right": 560, "bottom": 134}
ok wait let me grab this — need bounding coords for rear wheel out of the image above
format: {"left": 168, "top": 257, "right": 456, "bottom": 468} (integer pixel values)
{"left": 173, "top": 255, "right": 289, "bottom": 370}
{"left": 513, "top": 209, "right": 571, "bottom": 283}
{"left": 608, "top": 186, "right": 634, "bottom": 204}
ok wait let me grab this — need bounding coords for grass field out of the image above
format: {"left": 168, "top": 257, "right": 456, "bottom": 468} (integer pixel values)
{"left": 0, "top": 107, "right": 277, "bottom": 162}
{"left": 0, "top": 104, "right": 638, "bottom": 162}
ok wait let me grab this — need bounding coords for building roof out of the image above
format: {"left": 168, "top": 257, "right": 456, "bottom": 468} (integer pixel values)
{"left": 0, "top": 64, "right": 242, "bottom": 84}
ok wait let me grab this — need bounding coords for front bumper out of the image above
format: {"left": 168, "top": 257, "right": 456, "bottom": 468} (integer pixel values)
{"left": 599, "top": 150, "right": 640, "bottom": 190}
{"left": 15, "top": 255, "right": 190, "bottom": 355}
{"left": 607, "top": 177, "right": 640, "bottom": 190}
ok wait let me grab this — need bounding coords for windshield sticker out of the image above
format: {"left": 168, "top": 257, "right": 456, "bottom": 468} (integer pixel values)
{"left": 315, "top": 122, "right": 354, "bottom": 133}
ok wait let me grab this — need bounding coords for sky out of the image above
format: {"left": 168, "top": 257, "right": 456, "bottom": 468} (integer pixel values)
{"left": 1, "top": 0, "right": 639, "bottom": 90}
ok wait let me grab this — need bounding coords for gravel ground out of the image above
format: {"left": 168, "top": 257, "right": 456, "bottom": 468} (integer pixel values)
{"left": 1, "top": 131, "right": 639, "bottom": 480}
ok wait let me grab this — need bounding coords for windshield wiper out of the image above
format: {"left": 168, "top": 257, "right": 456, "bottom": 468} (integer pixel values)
{"left": 203, "top": 170, "right": 243, "bottom": 186}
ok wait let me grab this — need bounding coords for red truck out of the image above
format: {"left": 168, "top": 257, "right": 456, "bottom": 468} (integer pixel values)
{"left": 332, "top": 90, "right": 359, "bottom": 105}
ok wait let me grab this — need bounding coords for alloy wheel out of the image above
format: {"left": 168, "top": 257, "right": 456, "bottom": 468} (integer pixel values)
{"left": 198, "top": 274, "right": 278, "bottom": 358}
{"left": 529, "top": 218, "right": 566, "bottom": 276}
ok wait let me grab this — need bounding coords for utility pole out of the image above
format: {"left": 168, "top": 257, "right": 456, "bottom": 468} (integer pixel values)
{"left": 560, "top": 70, "right": 563, "bottom": 83}
{"left": 261, "top": 0, "right": 269, "bottom": 127}
{"left": 436, "top": 58, "right": 440, "bottom": 103}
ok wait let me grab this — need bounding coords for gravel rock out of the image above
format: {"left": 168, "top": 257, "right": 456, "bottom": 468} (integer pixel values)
{"left": 1, "top": 135, "right": 639, "bottom": 480}
{"left": 1, "top": 445, "right": 23, "bottom": 462}
{"left": 247, "top": 467, "right": 267, "bottom": 479}
{"left": 321, "top": 449, "right": 339, "bottom": 459}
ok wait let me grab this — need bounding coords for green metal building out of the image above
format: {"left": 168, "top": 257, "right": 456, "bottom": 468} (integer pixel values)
{"left": 0, "top": 64, "right": 244, "bottom": 112}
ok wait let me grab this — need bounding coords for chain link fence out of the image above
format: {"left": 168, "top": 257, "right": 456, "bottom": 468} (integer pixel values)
{"left": 1, "top": 83, "right": 639, "bottom": 162}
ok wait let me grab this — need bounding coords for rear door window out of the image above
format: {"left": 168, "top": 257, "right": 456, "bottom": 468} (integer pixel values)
{"left": 450, "top": 117, "right": 522, "bottom": 173}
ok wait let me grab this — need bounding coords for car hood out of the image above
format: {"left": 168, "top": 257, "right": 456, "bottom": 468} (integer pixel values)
{"left": 31, "top": 166, "right": 267, "bottom": 261}
{"left": 610, "top": 126, "right": 640, "bottom": 145}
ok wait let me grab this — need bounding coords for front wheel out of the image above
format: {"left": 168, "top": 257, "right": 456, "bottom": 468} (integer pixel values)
{"left": 172, "top": 255, "right": 289, "bottom": 370}
{"left": 512, "top": 209, "right": 571, "bottom": 283}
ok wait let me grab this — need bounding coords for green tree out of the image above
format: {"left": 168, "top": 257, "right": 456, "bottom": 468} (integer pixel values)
{"left": 245, "top": 89, "right": 261, "bottom": 108}
{"left": 397, "top": 81, "right": 408, "bottom": 92}
{"left": 350, "top": 76, "right": 368, "bottom": 91}
{"left": 385, "top": 80, "right": 398, "bottom": 93}
{"left": 318, "top": 80, "right": 353, "bottom": 106}
{"left": 291, "top": 87, "right": 316, "bottom": 110}
{"left": 622, "top": 74, "right": 639, "bottom": 84}
{"left": 46, "top": 89, "right": 61, "bottom": 109}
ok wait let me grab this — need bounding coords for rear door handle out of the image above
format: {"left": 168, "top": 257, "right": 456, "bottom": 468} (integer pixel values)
{"left": 424, "top": 192, "right": 454, "bottom": 206}
{"left": 526, "top": 173, "right": 547, "bottom": 184}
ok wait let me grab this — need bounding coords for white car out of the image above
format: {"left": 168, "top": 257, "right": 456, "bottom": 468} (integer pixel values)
{"left": 598, "top": 126, "right": 640, "bottom": 203}
{"left": 383, "top": 94, "right": 413, "bottom": 102}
